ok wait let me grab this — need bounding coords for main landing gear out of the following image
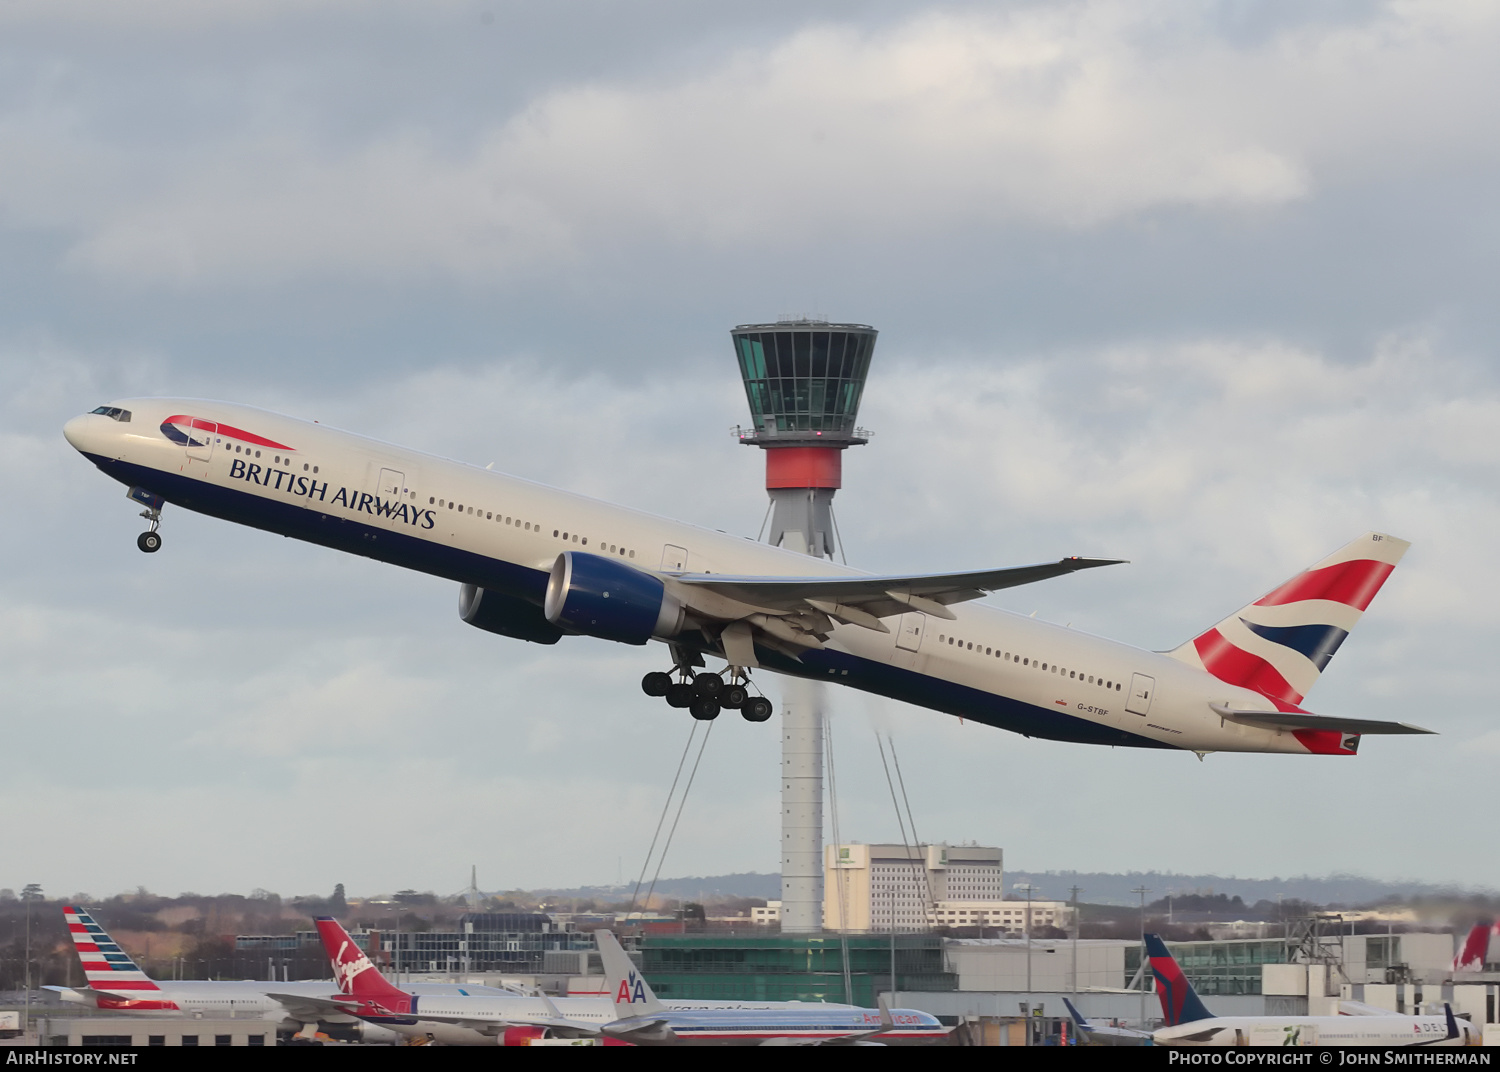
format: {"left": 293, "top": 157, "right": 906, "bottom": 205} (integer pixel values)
{"left": 641, "top": 669, "right": 773, "bottom": 723}
{"left": 137, "top": 506, "right": 163, "bottom": 553}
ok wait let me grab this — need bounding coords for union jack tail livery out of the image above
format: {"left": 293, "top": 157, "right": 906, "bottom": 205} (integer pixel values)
{"left": 1169, "top": 532, "right": 1409, "bottom": 708}
{"left": 65, "top": 905, "right": 161, "bottom": 993}
{"left": 1452, "top": 923, "right": 1500, "bottom": 972}
{"left": 314, "top": 917, "right": 413, "bottom": 1014}
{"left": 1144, "top": 934, "right": 1213, "bottom": 1026}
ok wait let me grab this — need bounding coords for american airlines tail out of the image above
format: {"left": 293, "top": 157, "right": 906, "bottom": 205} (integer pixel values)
{"left": 1144, "top": 934, "right": 1214, "bottom": 1027}
{"left": 594, "top": 929, "right": 666, "bottom": 1018}
{"left": 314, "top": 917, "right": 413, "bottom": 1014}
{"left": 61, "top": 905, "right": 179, "bottom": 1011}
{"left": 64, "top": 906, "right": 163, "bottom": 994}
{"left": 1169, "top": 532, "right": 1409, "bottom": 708}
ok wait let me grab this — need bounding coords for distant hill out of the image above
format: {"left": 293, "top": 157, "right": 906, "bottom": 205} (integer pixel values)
{"left": 536, "top": 872, "right": 781, "bottom": 903}
{"left": 538, "top": 870, "right": 1494, "bottom": 908}
{"left": 1004, "top": 871, "right": 1495, "bottom": 908}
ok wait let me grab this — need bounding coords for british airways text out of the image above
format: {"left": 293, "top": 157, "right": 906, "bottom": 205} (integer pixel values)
{"left": 228, "top": 459, "right": 436, "bottom": 529}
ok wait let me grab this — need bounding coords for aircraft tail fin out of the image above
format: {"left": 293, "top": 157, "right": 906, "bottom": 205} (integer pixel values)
{"left": 314, "top": 917, "right": 412, "bottom": 1013}
{"left": 594, "top": 929, "right": 666, "bottom": 1017}
{"left": 63, "top": 905, "right": 161, "bottom": 992}
{"left": 1453, "top": 923, "right": 1500, "bottom": 972}
{"left": 1144, "top": 934, "right": 1214, "bottom": 1026}
{"left": 1062, "top": 996, "right": 1093, "bottom": 1040}
{"left": 1168, "top": 533, "right": 1409, "bottom": 707}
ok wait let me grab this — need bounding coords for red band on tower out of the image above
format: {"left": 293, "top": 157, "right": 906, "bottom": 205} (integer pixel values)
{"left": 765, "top": 447, "right": 843, "bottom": 489}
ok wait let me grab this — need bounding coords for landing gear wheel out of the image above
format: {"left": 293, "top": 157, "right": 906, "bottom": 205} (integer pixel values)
{"left": 741, "top": 696, "right": 773, "bottom": 723}
{"left": 722, "top": 684, "right": 749, "bottom": 709}
{"left": 689, "top": 699, "right": 721, "bottom": 721}
{"left": 137, "top": 531, "right": 162, "bottom": 553}
{"left": 666, "top": 683, "right": 695, "bottom": 709}
{"left": 692, "top": 672, "right": 724, "bottom": 699}
{"left": 641, "top": 671, "right": 672, "bottom": 697}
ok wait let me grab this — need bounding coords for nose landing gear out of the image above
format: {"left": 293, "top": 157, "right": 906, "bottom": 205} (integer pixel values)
{"left": 640, "top": 666, "right": 773, "bottom": 723}
{"left": 136, "top": 507, "right": 163, "bottom": 553}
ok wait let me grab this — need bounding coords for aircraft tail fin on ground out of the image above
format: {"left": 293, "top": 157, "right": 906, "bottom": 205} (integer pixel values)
{"left": 1144, "top": 934, "right": 1214, "bottom": 1026}
{"left": 314, "top": 916, "right": 413, "bottom": 1013}
{"left": 595, "top": 929, "right": 667, "bottom": 1017}
{"left": 1169, "top": 533, "right": 1409, "bottom": 707}
{"left": 1453, "top": 923, "right": 1500, "bottom": 972}
{"left": 1062, "top": 997, "right": 1093, "bottom": 1039}
{"left": 63, "top": 905, "right": 161, "bottom": 992}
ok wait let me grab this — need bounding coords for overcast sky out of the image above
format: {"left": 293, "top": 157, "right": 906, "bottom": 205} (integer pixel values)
{"left": 4, "top": 0, "right": 1499, "bottom": 903}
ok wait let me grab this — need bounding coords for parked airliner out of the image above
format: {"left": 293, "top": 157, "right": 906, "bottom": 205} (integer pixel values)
{"left": 306, "top": 918, "right": 946, "bottom": 1046}
{"left": 1145, "top": 935, "right": 1477, "bottom": 1047}
{"left": 63, "top": 398, "right": 1432, "bottom": 753}
{"left": 51, "top": 905, "right": 512, "bottom": 1042}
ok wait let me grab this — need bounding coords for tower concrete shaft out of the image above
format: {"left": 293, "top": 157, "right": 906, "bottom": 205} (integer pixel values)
{"left": 730, "top": 319, "right": 878, "bottom": 936}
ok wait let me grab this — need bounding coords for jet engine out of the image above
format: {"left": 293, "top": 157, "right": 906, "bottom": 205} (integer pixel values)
{"left": 459, "top": 584, "right": 563, "bottom": 644}
{"left": 544, "top": 551, "right": 684, "bottom": 645}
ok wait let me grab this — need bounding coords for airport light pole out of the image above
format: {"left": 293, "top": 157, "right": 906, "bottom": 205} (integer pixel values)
{"left": 1015, "top": 882, "right": 1035, "bottom": 995}
{"left": 1069, "top": 885, "right": 1082, "bottom": 994}
{"left": 1134, "top": 885, "right": 1151, "bottom": 1028}
{"left": 21, "top": 884, "right": 42, "bottom": 1043}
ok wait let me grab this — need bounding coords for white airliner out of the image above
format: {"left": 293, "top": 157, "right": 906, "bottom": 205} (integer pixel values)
{"left": 1145, "top": 935, "right": 1479, "bottom": 1047}
{"left": 52, "top": 905, "right": 515, "bottom": 1043}
{"left": 63, "top": 398, "right": 1433, "bottom": 753}
{"left": 306, "top": 917, "right": 947, "bottom": 1046}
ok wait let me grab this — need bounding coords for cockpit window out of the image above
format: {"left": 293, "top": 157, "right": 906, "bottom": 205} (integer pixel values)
{"left": 89, "top": 406, "right": 131, "bottom": 422}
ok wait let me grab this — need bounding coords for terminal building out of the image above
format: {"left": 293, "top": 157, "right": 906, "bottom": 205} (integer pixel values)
{"left": 821, "top": 842, "right": 1073, "bottom": 934}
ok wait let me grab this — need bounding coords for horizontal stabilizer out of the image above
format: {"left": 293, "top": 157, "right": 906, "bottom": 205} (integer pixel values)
{"left": 266, "top": 992, "right": 362, "bottom": 1021}
{"left": 1210, "top": 704, "right": 1434, "bottom": 735}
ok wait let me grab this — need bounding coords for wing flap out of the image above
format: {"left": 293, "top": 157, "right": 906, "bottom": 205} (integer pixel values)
{"left": 1209, "top": 705, "right": 1434, "bottom": 735}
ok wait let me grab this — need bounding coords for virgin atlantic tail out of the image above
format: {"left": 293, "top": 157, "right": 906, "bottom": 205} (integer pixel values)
{"left": 1453, "top": 923, "right": 1500, "bottom": 972}
{"left": 1143, "top": 934, "right": 1213, "bottom": 1026}
{"left": 314, "top": 916, "right": 413, "bottom": 1014}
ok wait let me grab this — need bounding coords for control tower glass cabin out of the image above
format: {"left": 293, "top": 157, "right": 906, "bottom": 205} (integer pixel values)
{"left": 731, "top": 320, "right": 877, "bottom": 558}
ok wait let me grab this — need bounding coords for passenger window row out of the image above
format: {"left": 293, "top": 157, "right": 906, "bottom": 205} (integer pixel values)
{"left": 936, "top": 633, "right": 1123, "bottom": 692}
{"left": 426, "top": 497, "right": 637, "bottom": 559}
{"left": 220, "top": 442, "right": 321, "bottom": 475}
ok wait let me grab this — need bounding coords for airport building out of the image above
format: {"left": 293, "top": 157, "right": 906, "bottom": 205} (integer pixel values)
{"left": 822, "top": 842, "right": 1073, "bottom": 933}
{"left": 236, "top": 912, "right": 591, "bottom": 976}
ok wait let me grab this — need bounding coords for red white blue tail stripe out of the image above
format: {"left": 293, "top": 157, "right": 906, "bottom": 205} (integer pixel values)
{"left": 65, "top": 905, "right": 160, "bottom": 991}
{"left": 63, "top": 905, "right": 181, "bottom": 1011}
{"left": 1169, "top": 532, "right": 1409, "bottom": 708}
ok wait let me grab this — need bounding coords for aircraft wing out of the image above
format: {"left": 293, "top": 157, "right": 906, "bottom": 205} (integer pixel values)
{"left": 675, "top": 558, "right": 1125, "bottom": 620}
{"left": 1209, "top": 705, "right": 1435, "bottom": 735}
{"left": 668, "top": 557, "right": 1124, "bottom": 661}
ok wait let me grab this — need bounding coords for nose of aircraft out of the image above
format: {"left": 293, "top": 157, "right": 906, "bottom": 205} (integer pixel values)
{"left": 62, "top": 413, "right": 92, "bottom": 451}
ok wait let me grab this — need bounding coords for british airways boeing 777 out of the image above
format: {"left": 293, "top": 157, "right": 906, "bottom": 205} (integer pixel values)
{"left": 63, "top": 398, "right": 1432, "bottom": 755}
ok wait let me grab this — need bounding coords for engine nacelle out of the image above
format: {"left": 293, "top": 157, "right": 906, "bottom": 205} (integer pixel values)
{"left": 544, "top": 552, "right": 684, "bottom": 645}
{"left": 459, "top": 584, "right": 563, "bottom": 645}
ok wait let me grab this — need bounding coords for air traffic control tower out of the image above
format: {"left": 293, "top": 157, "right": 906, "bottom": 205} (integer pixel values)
{"left": 731, "top": 318, "right": 877, "bottom": 934}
